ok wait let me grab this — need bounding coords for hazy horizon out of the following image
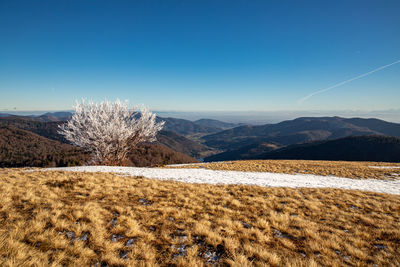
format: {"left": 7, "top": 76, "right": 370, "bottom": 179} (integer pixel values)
{"left": 2, "top": 108, "right": 400, "bottom": 124}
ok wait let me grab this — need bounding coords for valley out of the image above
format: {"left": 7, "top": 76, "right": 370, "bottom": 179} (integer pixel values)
{"left": 2, "top": 112, "right": 400, "bottom": 167}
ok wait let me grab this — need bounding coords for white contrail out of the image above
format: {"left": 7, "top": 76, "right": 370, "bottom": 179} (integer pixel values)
{"left": 298, "top": 59, "right": 400, "bottom": 104}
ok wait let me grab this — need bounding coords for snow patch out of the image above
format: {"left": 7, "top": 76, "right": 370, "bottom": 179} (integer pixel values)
{"left": 369, "top": 166, "right": 400, "bottom": 169}
{"left": 42, "top": 166, "right": 400, "bottom": 195}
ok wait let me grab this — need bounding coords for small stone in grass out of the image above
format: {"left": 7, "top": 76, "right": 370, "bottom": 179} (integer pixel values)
{"left": 111, "top": 234, "right": 125, "bottom": 242}
{"left": 273, "top": 229, "right": 293, "bottom": 239}
{"left": 66, "top": 231, "right": 75, "bottom": 240}
{"left": 79, "top": 232, "right": 89, "bottom": 241}
{"left": 204, "top": 251, "right": 220, "bottom": 262}
{"left": 241, "top": 221, "right": 252, "bottom": 229}
{"left": 342, "top": 255, "right": 351, "bottom": 261}
{"left": 172, "top": 244, "right": 187, "bottom": 258}
{"left": 175, "top": 245, "right": 187, "bottom": 256}
{"left": 126, "top": 238, "right": 135, "bottom": 247}
{"left": 373, "top": 244, "right": 385, "bottom": 249}
{"left": 119, "top": 250, "right": 129, "bottom": 260}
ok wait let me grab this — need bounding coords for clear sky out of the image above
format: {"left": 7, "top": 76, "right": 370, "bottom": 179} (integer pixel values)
{"left": 0, "top": 0, "right": 399, "bottom": 112}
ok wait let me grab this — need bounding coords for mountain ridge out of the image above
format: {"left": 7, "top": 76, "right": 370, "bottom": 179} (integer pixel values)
{"left": 258, "top": 135, "right": 400, "bottom": 163}
{"left": 201, "top": 116, "right": 400, "bottom": 152}
{"left": 3, "top": 114, "right": 400, "bottom": 163}
{"left": 0, "top": 125, "right": 198, "bottom": 167}
{"left": 0, "top": 116, "right": 212, "bottom": 159}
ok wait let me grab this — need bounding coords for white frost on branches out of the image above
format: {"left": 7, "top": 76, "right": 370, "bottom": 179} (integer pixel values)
{"left": 58, "top": 99, "right": 164, "bottom": 165}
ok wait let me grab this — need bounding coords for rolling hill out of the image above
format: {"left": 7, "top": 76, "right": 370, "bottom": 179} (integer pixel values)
{"left": 345, "top": 118, "right": 400, "bottom": 137}
{"left": 155, "top": 131, "right": 215, "bottom": 159}
{"left": 257, "top": 135, "right": 400, "bottom": 162}
{"left": 0, "top": 113, "right": 231, "bottom": 138}
{"left": 33, "top": 111, "right": 73, "bottom": 122}
{"left": 127, "top": 143, "right": 198, "bottom": 166}
{"left": 0, "top": 126, "right": 88, "bottom": 167}
{"left": 0, "top": 116, "right": 215, "bottom": 158}
{"left": 3, "top": 114, "right": 400, "bottom": 164}
{"left": 155, "top": 130, "right": 215, "bottom": 158}
{"left": 0, "top": 125, "right": 198, "bottom": 167}
{"left": 158, "top": 117, "right": 222, "bottom": 136}
{"left": 204, "top": 142, "right": 281, "bottom": 162}
{"left": 194, "top": 119, "right": 242, "bottom": 129}
{"left": 201, "top": 116, "right": 400, "bottom": 151}
{"left": 0, "top": 117, "right": 68, "bottom": 143}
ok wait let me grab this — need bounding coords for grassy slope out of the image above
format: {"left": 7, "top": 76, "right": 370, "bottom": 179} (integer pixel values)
{"left": 172, "top": 160, "right": 400, "bottom": 180}
{"left": 1, "top": 168, "right": 400, "bottom": 266}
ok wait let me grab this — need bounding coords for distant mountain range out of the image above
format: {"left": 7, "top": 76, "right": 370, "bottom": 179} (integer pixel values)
{"left": 3, "top": 111, "right": 237, "bottom": 138}
{"left": 2, "top": 113, "right": 400, "bottom": 164}
{"left": 201, "top": 116, "right": 400, "bottom": 152}
{"left": 0, "top": 113, "right": 227, "bottom": 165}
{"left": 34, "top": 112, "right": 73, "bottom": 122}
{"left": 157, "top": 117, "right": 235, "bottom": 136}
{"left": 205, "top": 135, "right": 400, "bottom": 163}
{"left": 0, "top": 115, "right": 218, "bottom": 158}
{"left": 257, "top": 135, "right": 400, "bottom": 162}
{"left": 193, "top": 119, "right": 243, "bottom": 129}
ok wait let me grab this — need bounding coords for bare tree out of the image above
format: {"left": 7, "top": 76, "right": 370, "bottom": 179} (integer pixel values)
{"left": 58, "top": 99, "right": 164, "bottom": 165}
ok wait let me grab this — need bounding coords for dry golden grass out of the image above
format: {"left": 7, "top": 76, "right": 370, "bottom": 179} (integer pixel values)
{"left": 1, "top": 168, "right": 400, "bottom": 266}
{"left": 168, "top": 160, "right": 400, "bottom": 180}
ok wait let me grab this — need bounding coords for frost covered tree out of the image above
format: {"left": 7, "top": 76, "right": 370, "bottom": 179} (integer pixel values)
{"left": 58, "top": 99, "right": 164, "bottom": 165}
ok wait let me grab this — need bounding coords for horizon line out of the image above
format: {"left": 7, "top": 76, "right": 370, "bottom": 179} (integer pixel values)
{"left": 1, "top": 108, "right": 400, "bottom": 114}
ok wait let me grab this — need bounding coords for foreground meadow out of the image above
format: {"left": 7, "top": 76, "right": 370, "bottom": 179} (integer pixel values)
{"left": 1, "top": 168, "right": 400, "bottom": 266}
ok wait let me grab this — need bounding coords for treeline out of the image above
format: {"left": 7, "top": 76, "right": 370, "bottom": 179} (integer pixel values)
{"left": 127, "top": 143, "right": 198, "bottom": 167}
{"left": 0, "top": 117, "right": 67, "bottom": 143}
{"left": 0, "top": 126, "right": 198, "bottom": 168}
{"left": 0, "top": 126, "right": 88, "bottom": 167}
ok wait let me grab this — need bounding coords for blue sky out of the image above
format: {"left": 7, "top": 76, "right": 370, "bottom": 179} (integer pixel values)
{"left": 0, "top": 0, "right": 399, "bottom": 112}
